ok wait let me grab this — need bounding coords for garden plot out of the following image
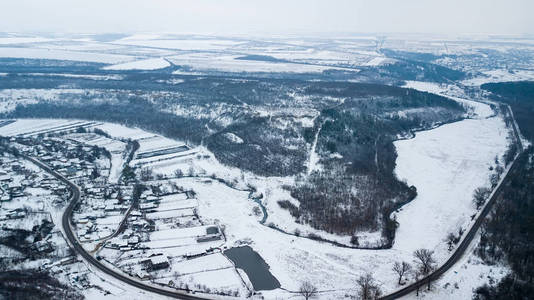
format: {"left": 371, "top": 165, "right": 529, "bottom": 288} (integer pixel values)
{"left": 150, "top": 225, "right": 213, "bottom": 241}
{"left": 142, "top": 238, "right": 199, "bottom": 250}
{"left": 168, "top": 253, "right": 233, "bottom": 276}
{"left": 145, "top": 241, "right": 223, "bottom": 257}
{"left": 158, "top": 193, "right": 189, "bottom": 203}
{"left": 155, "top": 199, "right": 197, "bottom": 212}
{"left": 67, "top": 133, "right": 126, "bottom": 154}
{"left": 132, "top": 149, "right": 199, "bottom": 169}
{"left": 136, "top": 145, "right": 189, "bottom": 160}
{"left": 141, "top": 224, "right": 223, "bottom": 253}
{"left": 0, "top": 119, "right": 89, "bottom": 137}
{"left": 134, "top": 135, "right": 189, "bottom": 159}
{"left": 93, "top": 123, "right": 155, "bottom": 140}
{"left": 93, "top": 214, "right": 123, "bottom": 226}
{"left": 145, "top": 208, "right": 195, "bottom": 220}
{"left": 172, "top": 268, "right": 247, "bottom": 296}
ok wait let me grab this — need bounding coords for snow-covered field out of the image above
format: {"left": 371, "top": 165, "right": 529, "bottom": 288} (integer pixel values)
{"left": 0, "top": 83, "right": 512, "bottom": 298}
{"left": 393, "top": 109, "right": 508, "bottom": 255}
{"left": 0, "top": 47, "right": 136, "bottom": 64}
{"left": 404, "top": 233, "right": 508, "bottom": 300}
{"left": 0, "top": 98, "right": 510, "bottom": 298}
{"left": 462, "top": 69, "right": 534, "bottom": 86}
{"left": 1, "top": 33, "right": 532, "bottom": 80}
{"left": 168, "top": 53, "right": 349, "bottom": 74}
{"left": 103, "top": 58, "right": 170, "bottom": 70}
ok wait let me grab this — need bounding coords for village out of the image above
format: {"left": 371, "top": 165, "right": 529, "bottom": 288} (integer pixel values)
{"left": 0, "top": 120, "right": 254, "bottom": 298}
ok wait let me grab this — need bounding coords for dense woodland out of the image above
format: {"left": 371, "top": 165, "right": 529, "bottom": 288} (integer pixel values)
{"left": 483, "top": 81, "right": 534, "bottom": 140}
{"left": 288, "top": 85, "right": 464, "bottom": 244}
{"left": 0, "top": 270, "right": 83, "bottom": 299}
{"left": 474, "top": 81, "right": 534, "bottom": 299}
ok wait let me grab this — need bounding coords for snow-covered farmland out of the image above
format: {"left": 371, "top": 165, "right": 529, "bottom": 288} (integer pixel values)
{"left": 0, "top": 94, "right": 511, "bottom": 299}
{"left": 462, "top": 69, "right": 534, "bottom": 86}
{"left": 168, "top": 53, "right": 350, "bottom": 74}
{"left": 393, "top": 110, "right": 508, "bottom": 257}
{"left": 103, "top": 58, "right": 171, "bottom": 71}
{"left": 114, "top": 36, "right": 246, "bottom": 51}
{"left": 0, "top": 47, "right": 136, "bottom": 64}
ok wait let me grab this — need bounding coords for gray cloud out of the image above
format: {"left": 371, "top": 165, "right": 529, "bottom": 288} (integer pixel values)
{"left": 0, "top": 0, "right": 533, "bottom": 35}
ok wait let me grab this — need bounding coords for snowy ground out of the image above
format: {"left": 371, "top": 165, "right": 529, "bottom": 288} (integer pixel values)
{"left": 0, "top": 47, "right": 136, "bottom": 64}
{"left": 392, "top": 108, "right": 508, "bottom": 257}
{"left": 404, "top": 233, "right": 509, "bottom": 300}
{"left": 103, "top": 58, "right": 171, "bottom": 71}
{"left": 168, "top": 53, "right": 351, "bottom": 74}
{"left": 462, "top": 69, "right": 534, "bottom": 86}
{"left": 0, "top": 91, "right": 511, "bottom": 298}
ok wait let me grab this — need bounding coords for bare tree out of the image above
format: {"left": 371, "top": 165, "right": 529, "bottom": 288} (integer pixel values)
{"left": 187, "top": 166, "right": 195, "bottom": 177}
{"left": 473, "top": 187, "right": 490, "bottom": 209}
{"left": 356, "top": 273, "right": 382, "bottom": 300}
{"left": 413, "top": 249, "right": 436, "bottom": 290}
{"left": 414, "top": 270, "right": 422, "bottom": 296}
{"left": 413, "top": 249, "right": 435, "bottom": 274}
{"left": 392, "top": 261, "right": 412, "bottom": 285}
{"left": 298, "top": 281, "right": 317, "bottom": 300}
{"left": 140, "top": 167, "right": 153, "bottom": 182}
{"left": 446, "top": 232, "right": 456, "bottom": 251}
{"left": 174, "top": 168, "right": 183, "bottom": 178}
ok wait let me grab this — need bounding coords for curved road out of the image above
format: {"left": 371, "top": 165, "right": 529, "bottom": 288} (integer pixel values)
{"left": 25, "top": 156, "right": 209, "bottom": 300}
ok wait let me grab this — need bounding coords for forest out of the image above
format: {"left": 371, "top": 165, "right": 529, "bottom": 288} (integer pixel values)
{"left": 474, "top": 81, "right": 534, "bottom": 299}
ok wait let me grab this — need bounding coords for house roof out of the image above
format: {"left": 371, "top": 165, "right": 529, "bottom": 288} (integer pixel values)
{"left": 149, "top": 255, "right": 168, "bottom": 265}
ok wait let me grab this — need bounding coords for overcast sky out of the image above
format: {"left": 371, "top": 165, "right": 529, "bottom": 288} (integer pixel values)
{"left": 1, "top": 0, "right": 533, "bottom": 36}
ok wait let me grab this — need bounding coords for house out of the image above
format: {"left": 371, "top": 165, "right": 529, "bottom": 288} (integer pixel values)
{"left": 132, "top": 220, "right": 147, "bottom": 229}
{"left": 65, "top": 167, "right": 78, "bottom": 177}
{"left": 33, "top": 240, "right": 53, "bottom": 252}
{"left": 136, "top": 270, "right": 151, "bottom": 280}
{"left": 146, "top": 195, "right": 159, "bottom": 202}
{"left": 7, "top": 209, "right": 25, "bottom": 219}
{"left": 128, "top": 236, "right": 139, "bottom": 245}
{"left": 197, "top": 235, "right": 222, "bottom": 243}
{"left": 11, "top": 163, "right": 22, "bottom": 172}
{"left": 206, "top": 226, "right": 219, "bottom": 235}
{"left": 142, "top": 254, "right": 169, "bottom": 271}
{"left": 58, "top": 257, "right": 76, "bottom": 266}
{"left": 130, "top": 211, "right": 142, "bottom": 217}
{"left": 197, "top": 226, "right": 222, "bottom": 243}
{"left": 113, "top": 239, "right": 128, "bottom": 249}
{"left": 184, "top": 251, "right": 205, "bottom": 260}
{"left": 105, "top": 205, "right": 119, "bottom": 212}
{"left": 0, "top": 175, "right": 12, "bottom": 182}
{"left": 139, "top": 203, "right": 157, "bottom": 210}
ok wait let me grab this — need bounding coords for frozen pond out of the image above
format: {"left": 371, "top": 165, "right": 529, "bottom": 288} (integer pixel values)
{"left": 224, "top": 246, "right": 280, "bottom": 291}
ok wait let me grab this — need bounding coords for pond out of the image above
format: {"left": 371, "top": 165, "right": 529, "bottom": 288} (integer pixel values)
{"left": 224, "top": 246, "right": 280, "bottom": 291}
